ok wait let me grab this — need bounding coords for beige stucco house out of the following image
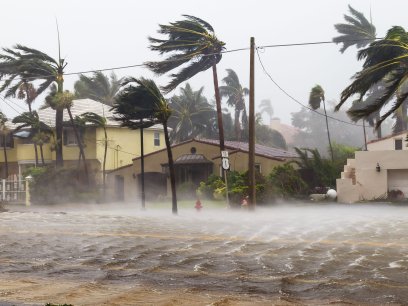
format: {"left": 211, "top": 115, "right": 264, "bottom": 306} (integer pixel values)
{"left": 337, "top": 131, "right": 408, "bottom": 203}
{"left": 106, "top": 138, "right": 299, "bottom": 202}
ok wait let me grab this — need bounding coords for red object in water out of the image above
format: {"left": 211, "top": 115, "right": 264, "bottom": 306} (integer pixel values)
{"left": 195, "top": 199, "right": 202, "bottom": 211}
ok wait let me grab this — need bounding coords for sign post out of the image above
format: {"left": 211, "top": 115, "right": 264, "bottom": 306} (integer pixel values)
{"left": 221, "top": 151, "right": 230, "bottom": 207}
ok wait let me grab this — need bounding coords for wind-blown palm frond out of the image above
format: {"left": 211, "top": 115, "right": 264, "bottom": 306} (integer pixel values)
{"left": 333, "top": 5, "right": 376, "bottom": 53}
{"left": 337, "top": 26, "right": 408, "bottom": 128}
{"left": 308, "top": 85, "right": 325, "bottom": 110}
{"left": 146, "top": 15, "right": 225, "bottom": 93}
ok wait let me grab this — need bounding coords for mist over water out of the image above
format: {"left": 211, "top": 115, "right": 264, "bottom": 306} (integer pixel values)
{"left": 1, "top": 203, "right": 408, "bottom": 305}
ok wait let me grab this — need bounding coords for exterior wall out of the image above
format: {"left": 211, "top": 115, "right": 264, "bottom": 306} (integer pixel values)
{"left": 106, "top": 164, "right": 138, "bottom": 202}
{"left": 367, "top": 134, "right": 407, "bottom": 151}
{"left": 96, "top": 126, "right": 165, "bottom": 171}
{"left": 107, "top": 140, "right": 297, "bottom": 201}
{"left": 337, "top": 150, "right": 408, "bottom": 203}
{"left": 63, "top": 128, "right": 97, "bottom": 162}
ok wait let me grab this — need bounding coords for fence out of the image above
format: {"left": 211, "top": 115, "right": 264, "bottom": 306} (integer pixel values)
{"left": 0, "top": 176, "right": 26, "bottom": 204}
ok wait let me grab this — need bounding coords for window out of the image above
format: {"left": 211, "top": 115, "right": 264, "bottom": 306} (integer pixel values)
{"left": 255, "top": 164, "right": 261, "bottom": 173}
{"left": 395, "top": 139, "right": 403, "bottom": 150}
{"left": 0, "top": 134, "right": 14, "bottom": 148}
{"left": 64, "top": 129, "right": 78, "bottom": 146}
{"left": 154, "top": 132, "right": 160, "bottom": 146}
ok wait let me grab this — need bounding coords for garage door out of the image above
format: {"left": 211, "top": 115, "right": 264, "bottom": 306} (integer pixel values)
{"left": 388, "top": 169, "right": 408, "bottom": 197}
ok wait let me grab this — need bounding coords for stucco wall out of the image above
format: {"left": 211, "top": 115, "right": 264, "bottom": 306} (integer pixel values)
{"left": 367, "top": 134, "right": 407, "bottom": 151}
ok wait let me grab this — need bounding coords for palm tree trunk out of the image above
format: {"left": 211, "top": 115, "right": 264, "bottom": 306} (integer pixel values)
{"left": 234, "top": 108, "right": 241, "bottom": 140}
{"left": 103, "top": 126, "right": 107, "bottom": 202}
{"left": 40, "top": 144, "right": 45, "bottom": 165}
{"left": 33, "top": 143, "right": 38, "bottom": 167}
{"left": 163, "top": 121, "right": 177, "bottom": 215}
{"left": 212, "top": 64, "right": 225, "bottom": 151}
{"left": 3, "top": 134, "right": 8, "bottom": 179}
{"left": 56, "top": 79, "right": 64, "bottom": 168}
{"left": 322, "top": 100, "right": 334, "bottom": 161}
{"left": 375, "top": 112, "right": 382, "bottom": 139}
{"left": 67, "top": 107, "right": 89, "bottom": 186}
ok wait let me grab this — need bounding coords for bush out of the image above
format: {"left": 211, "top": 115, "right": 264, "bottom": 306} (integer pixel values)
{"left": 268, "top": 163, "right": 308, "bottom": 198}
{"left": 177, "top": 181, "right": 197, "bottom": 199}
{"left": 26, "top": 166, "right": 97, "bottom": 205}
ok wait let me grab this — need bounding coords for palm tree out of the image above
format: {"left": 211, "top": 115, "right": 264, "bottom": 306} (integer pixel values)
{"left": 219, "top": 69, "right": 249, "bottom": 140}
{"left": 168, "top": 83, "right": 215, "bottom": 143}
{"left": 74, "top": 72, "right": 122, "bottom": 106}
{"left": 12, "top": 111, "right": 52, "bottom": 166}
{"left": 0, "top": 113, "right": 9, "bottom": 179}
{"left": 45, "top": 90, "right": 89, "bottom": 183}
{"left": 146, "top": 15, "right": 226, "bottom": 151}
{"left": 333, "top": 6, "right": 386, "bottom": 138}
{"left": 113, "top": 77, "right": 178, "bottom": 214}
{"left": 259, "top": 99, "right": 274, "bottom": 126}
{"left": 17, "top": 82, "right": 37, "bottom": 112}
{"left": 333, "top": 5, "right": 376, "bottom": 53}
{"left": 335, "top": 26, "right": 408, "bottom": 128}
{"left": 0, "top": 44, "right": 67, "bottom": 167}
{"left": 309, "top": 85, "right": 334, "bottom": 161}
{"left": 80, "top": 112, "right": 108, "bottom": 197}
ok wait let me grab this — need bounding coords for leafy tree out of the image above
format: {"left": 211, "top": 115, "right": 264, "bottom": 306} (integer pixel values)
{"left": 219, "top": 69, "right": 249, "bottom": 139}
{"left": 74, "top": 72, "right": 122, "bottom": 106}
{"left": 0, "top": 44, "right": 67, "bottom": 167}
{"left": 309, "top": 85, "right": 333, "bottom": 161}
{"left": 146, "top": 15, "right": 227, "bottom": 151}
{"left": 80, "top": 112, "right": 108, "bottom": 196}
{"left": 113, "top": 77, "right": 178, "bottom": 214}
{"left": 0, "top": 113, "right": 9, "bottom": 178}
{"left": 259, "top": 99, "right": 274, "bottom": 126}
{"left": 168, "top": 83, "right": 215, "bottom": 143}
{"left": 255, "top": 124, "right": 287, "bottom": 149}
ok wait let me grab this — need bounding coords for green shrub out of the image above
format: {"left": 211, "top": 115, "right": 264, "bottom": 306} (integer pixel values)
{"left": 268, "top": 163, "right": 308, "bottom": 198}
{"left": 26, "top": 166, "right": 97, "bottom": 205}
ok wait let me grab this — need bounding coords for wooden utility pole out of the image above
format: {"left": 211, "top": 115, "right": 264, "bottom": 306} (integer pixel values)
{"left": 140, "top": 121, "right": 146, "bottom": 210}
{"left": 248, "top": 37, "right": 256, "bottom": 208}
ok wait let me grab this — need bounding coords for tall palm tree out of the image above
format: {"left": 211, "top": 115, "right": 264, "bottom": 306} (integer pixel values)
{"left": 0, "top": 113, "right": 9, "bottom": 179}
{"left": 336, "top": 26, "right": 408, "bottom": 128}
{"left": 0, "top": 44, "right": 67, "bottom": 167}
{"left": 219, "top": 69, "right": 249, "bottom": 140}
{"left": 80, "top": 112, "right": 108, "bottom": 197}
{"left": 12, "top": 111, "right": 52, "bottom": 166}
{"left": 333, "top": 6, "right": 386, "bottom": 138}
{"left": 74, "top": 71, "right": 123, "bottom": 106}
{"left": 113, "top": 77, "right": 178, "bottom": 214}
{"left": 168, "top": 83, "right": 215, "bottom": 143}
{"left": 146, "top": 15, "right": 226, "bottom": 151}
{"left": 259, "top": 99, "right": 274, "bottom": 126}
{"left": 309, "top": 85, "right": 334, "bottom": 161}
{"left": 333, "top": 5, "right": 376, "bottom": 53}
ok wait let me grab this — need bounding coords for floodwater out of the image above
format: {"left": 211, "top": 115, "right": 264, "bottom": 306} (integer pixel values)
{"left": 1, "top": 203, "right": 408, "bottom": 305}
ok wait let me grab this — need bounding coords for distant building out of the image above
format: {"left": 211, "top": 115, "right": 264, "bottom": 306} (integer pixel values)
{"left": 337, "top": 130, "right": 408, "bottom": 203}
{"left": 269, "top": 118, "right": 299, "bottom": 145}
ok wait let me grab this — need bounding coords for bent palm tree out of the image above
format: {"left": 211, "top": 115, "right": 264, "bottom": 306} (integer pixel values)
{"left": 219, "top": 69, "right": 249, "bottom": 140}
{"left": 309, "top": 85, "right": 333, "bottom": 161}
{"left": 0, "top": 113, "right": 9, "bottom": 178}
{"left": 80, "top": 112, "right": 108, "bottom": 197}
{"left": 0, "top": 44, "right": 67, "bottom": 167}
{"left": 74, "top": 72, "right": 122, "bottom": 106}
{"left": 168, "top": 83, "right": 215, "bottom": 142}
{"left": 12, "top": 111, "right": 52, "bottom": 166}
{"left": 336, "top": 26, "right": 408, "bottom": 127}
{"left": 113, "top": 77, "right": 178, "bottom": 214}
{"left": 146, "top": 15, "right": 226, "bottom": 151}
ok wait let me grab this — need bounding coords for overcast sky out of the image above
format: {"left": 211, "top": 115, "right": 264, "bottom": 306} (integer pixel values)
{"left": 1, "top": 0, "right": 407, "bottom": 124}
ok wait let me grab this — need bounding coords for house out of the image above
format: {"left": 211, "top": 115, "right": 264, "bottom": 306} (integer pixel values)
{"left": 0, "top": 99, "right": 166, "bottom": 181}
{"left": 336, "top": 130, "right": 408, "bottom": 203}
{"left": 269, "top": 117, "right": 299, "bottom": 146}
{"left": 106, "top": 138, "right": 299, "bottom": 202}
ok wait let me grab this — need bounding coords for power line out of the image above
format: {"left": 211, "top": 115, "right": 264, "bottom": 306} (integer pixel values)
{"left": 255, "top": 47, "right": 364, "bottom": 127}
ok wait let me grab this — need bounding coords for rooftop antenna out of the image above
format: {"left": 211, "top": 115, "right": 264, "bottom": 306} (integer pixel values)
{"left": 55, "top": 18, "right": 62, "bottom": 62}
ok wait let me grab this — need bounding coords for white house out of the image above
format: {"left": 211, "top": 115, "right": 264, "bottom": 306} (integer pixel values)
{"left": 337, "top": 131, "right": 408, "bottom": 203}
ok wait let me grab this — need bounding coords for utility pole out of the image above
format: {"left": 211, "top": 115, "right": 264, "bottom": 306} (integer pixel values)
{"left": 140, "top": 121, "right": 146, "bottom": 210}
{"left": 248, "top": 37, "right": 256, "bottom": 208}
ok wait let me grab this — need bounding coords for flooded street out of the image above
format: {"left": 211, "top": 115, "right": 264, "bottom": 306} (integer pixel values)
{"left": 1, "top": 203, "right": 408, "bottom": 305}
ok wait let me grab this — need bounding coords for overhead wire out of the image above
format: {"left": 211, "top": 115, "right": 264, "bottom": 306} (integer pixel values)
{"left": 255, "top": 46, "right": 364, "bottom": 127}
